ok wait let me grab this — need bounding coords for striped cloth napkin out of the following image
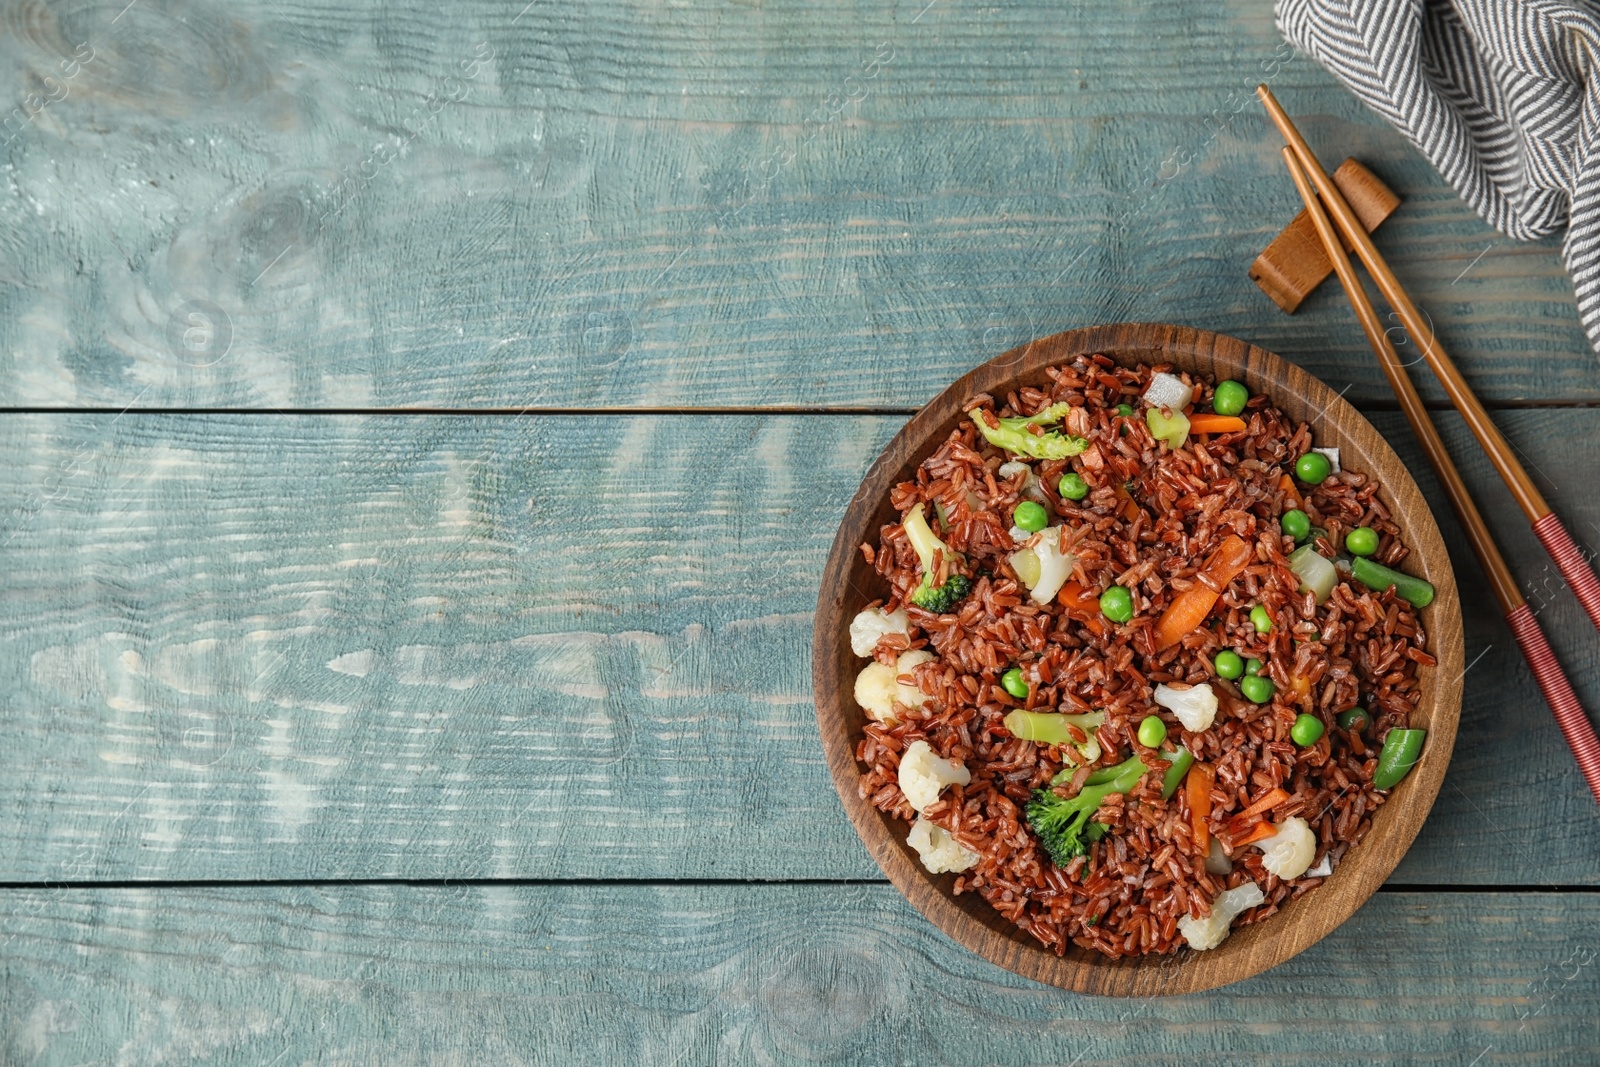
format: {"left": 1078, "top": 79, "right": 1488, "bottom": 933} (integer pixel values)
{"left": 1277, "top": 0, "right": 1600, "bottom": 353}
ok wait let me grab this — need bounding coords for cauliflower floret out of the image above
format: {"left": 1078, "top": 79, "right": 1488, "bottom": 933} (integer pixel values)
{"left": 1254, "top": 816, "right": 1317, "bottom": 881}
{"left": 998, "top": 460, "right": 1047, "bottom": 502}
{"left": 897, "top": 739, "right": 970, "bottom": 813}
{"left": 907, "top": 816, "right": 980, "bottom": 873}
{"left": 1178, "top": 881, "right": 1265, "bottom": 951}
{"left": 849, "top": 605, "right": 911, "bottom": 658}
{"left": 1153, "top": 682, "right": 1218, "bottom": 733}
{"left": 854, "top": 663, "right": 898, "bottom": 721}
{"left": 1009, "top": 527, "right": 1075, "bottom": 607}
{"left": 895, "top": 649, "right": 935, "bottom": 685}
{"left": 853, "top": 650, "right": 935, "bottom": 723}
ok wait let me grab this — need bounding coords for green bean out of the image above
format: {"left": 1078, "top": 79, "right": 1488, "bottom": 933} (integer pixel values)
{"left": 1160, "top": 748, "right": 1195, "bottom": 799}
{"left": 1351, "top": 557, "right": 1435, "bottom": 608}
{"left": 1374, "top": 728, "right": 1426, "bottom": 789}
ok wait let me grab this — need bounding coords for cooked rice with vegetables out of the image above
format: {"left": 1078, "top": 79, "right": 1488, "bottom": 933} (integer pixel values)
{"left": 850, "top": 353, "right": 1435, "bottom": 958}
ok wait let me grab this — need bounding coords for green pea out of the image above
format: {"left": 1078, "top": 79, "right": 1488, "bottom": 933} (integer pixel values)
{"left": 1250, "top": 605, "right": 1273, "bottom": 633}
{"left": 1137, "top": 715, "right": 1167, "bottom": 748}
{"left": 1290, "top": 713, "right": 1326, "bottom": 747}
{"left": 1345, "top": 526, "right": 1380, "bottom": 557}
{"left": 1244, "top": 657, "right": 1263, "bottom": 676}
{"left": 1214, "top": 649, "right": 1244, "bottom": 679}
{"left": 1000, "top": 667, "right": 1029, "bottom": 699}
{"left": 1240, "top": 673, "right": 1275, "bottom": 704}
{"left": 1337, "top": 707, "right": 1370, "bottom": 733}
{"left": 1058, "top": 472, "right": 1089, "bottom": 501}
{"left": 1212, "top": 380, "right": 1249, "bottom": 417}
{"left": 1295, "top": 452, "right": 1332, "bottom": 485}
{"left": 1099, "top": 585, "right": 1134, "bottom": 623}
{"left": 1115, "top": 403, "right": 1135, "bottom": 419}
{"left": 1280, "top": 508, "right": 1311, "bottom": 541}
{"left": 1013, "top": 500, "right": 1048, "bottom": 532}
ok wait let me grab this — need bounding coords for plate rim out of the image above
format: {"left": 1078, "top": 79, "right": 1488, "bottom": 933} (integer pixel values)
{"left": 811, "top": 321, "right": 1464, "bottom": 996}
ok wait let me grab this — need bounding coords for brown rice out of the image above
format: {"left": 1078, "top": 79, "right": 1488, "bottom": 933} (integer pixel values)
{"left": 853, "top": 353, "right": 1428, "bottom": 958}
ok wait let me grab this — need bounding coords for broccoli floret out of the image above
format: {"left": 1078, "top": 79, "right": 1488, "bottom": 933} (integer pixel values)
{"left": 1008, "top": 401, "right": 1073, "bottom": 428}
{"left": 902, "top": 503, "right": 973, "bottom": 613}
{"left": 914, "top": 573, "right": 972, "bottom": 614}
{"left": 969, "top": 402, "right": 1089, "bottom": 460}
{"left": 1024, "top": 753, "right": 1149, "bottom": 867}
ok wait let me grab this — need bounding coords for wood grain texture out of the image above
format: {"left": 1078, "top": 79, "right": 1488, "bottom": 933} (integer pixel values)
{"left": 814, "top": 324, "right": 1462, "bottom": 994}
{"left": 0, "top": 0, "right": 1594, "bottom": 410}
{"left": 0, "top": 0, "right": 1589, "bottom": 1042}
{"left": 0, "top": 884, "right": 1597, "bottom": 1062}
{"left": 0, "top": 409, "right": 1595, "bottom": 886}
{"left": 1262, "top": 84, "right": 1556, "bottom": 529}
{"left": 1250, "top": 157, "right": 1400, "bottom": 313}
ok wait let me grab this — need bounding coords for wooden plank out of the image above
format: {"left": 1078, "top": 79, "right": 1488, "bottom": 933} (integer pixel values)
{"left": 0, "top": 0, "right": 1593, "bottom": 410}
{"left": 0, "top": 885, "right": 1595, "bottom": 1062}
{"left": 0, "top": 410, "right": 1597, "bottom": 883}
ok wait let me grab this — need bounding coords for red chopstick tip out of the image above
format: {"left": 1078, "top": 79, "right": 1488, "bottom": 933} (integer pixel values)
{"left": 1505, "top": 602, "right": 1600, "bottom": 806}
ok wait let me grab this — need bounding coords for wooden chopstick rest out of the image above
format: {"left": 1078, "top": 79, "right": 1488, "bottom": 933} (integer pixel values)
{"left": 1250, "top": 158, "right": 1399, "bottom": 313}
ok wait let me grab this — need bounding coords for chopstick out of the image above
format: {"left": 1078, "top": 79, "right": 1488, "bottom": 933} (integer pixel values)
{"left": 1277, "top": 145, "right": 1600, "bottom": 805}
{"left": 1257, "top": 83, "right": 1600, "bottom": 639}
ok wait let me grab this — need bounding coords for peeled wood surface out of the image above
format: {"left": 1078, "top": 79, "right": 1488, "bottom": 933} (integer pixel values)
{"left": 0, "top": 409, "right": 1596, "bottom": 885}
{"left": 0, "top": 885, "right": 1597, "bottom": 1063}
{"left": 0, "top": 0, "right": 1596, "bottom": 410}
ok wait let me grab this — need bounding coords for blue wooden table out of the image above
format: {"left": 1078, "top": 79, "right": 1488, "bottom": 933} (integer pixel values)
{"left": 2, "top": 0, "right": 1598, "bottom": 1061}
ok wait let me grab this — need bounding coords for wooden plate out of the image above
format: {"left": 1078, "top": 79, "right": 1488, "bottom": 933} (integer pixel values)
{"left": 812, "top": 322, "right": 1463, "bottom": 995}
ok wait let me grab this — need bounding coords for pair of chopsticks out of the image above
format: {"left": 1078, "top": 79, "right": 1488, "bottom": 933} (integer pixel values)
{"left": 1257, "top": 85, "right": 1600, "bottom": 805}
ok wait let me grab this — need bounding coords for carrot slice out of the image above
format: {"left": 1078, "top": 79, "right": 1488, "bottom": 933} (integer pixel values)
{"left": 1056, "top": 581, "right": 1108, "bottom": 635}
{"left": 1233, "top": 786, "right": 1290, "bottom": 823}
{"left": 1151, "top": 534, "right": 1253, "bottom": 651}
{"left": 1187, "top": 762, "right": 1214, "bottom": 855}
{"left": 1057, "top": 580, "right": 1097, "bottom": 611}
{"left": 1278, "top": 472, "right": 1304, "bottom": 514}
{"left": 1231, "top": 820, "right": 1279, "bottom": 847}
{"left": 1114, "top": 484, "right": 1141, "bottom": 522}
{"left": 1151, "top": 586, "right": 1216, "bottom": 653}
{"left": 1187, "top": 413, "right": 1247, "bottom": 434}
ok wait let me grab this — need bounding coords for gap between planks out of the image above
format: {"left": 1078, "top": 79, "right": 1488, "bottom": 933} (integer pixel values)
{"left": 0, "top": 878, "right": 1596, "bottom": 893}
{"left": 1, "top": 400, "right": 1599, "bottom": 417}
